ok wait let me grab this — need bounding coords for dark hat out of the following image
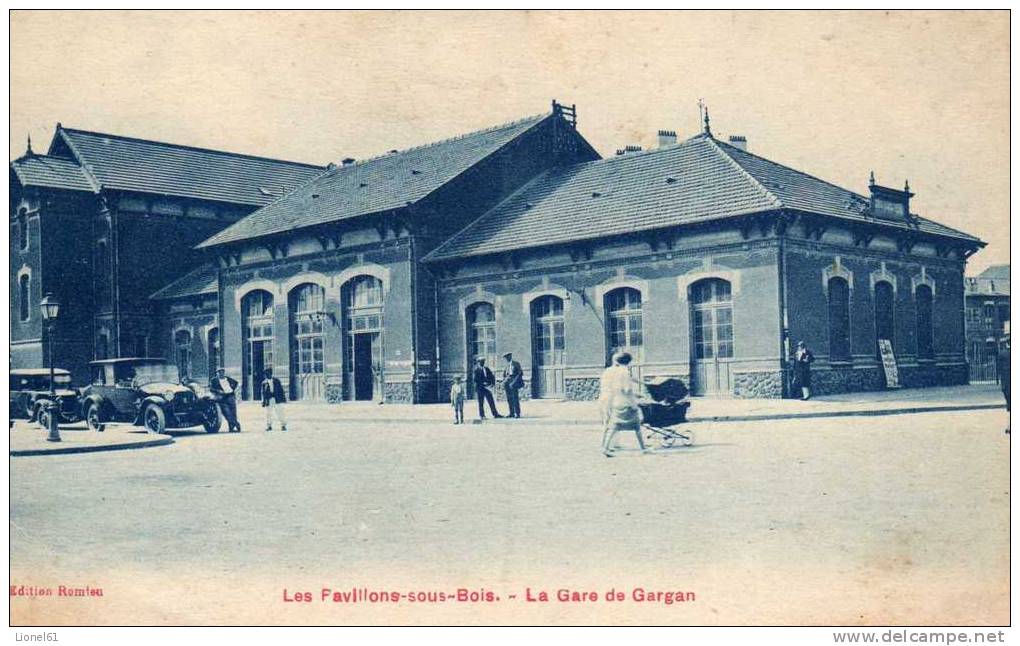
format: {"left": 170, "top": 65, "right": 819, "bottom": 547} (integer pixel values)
{"left": 797, "top": 341, "right": 806, "bottom": 348}
{"left": 502, "top": 352, "right": 513, "bottom": 359}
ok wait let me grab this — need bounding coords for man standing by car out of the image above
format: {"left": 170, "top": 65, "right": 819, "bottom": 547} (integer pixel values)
{"left": 501, "top": 352, "right": 524, "bottom": 419}
{"left": 261, "top": 368, "right": 288, "bottom": 431}
{"left": 210, "top": 368, "right": 242, "bottom": 433}
{"left": 472, "top": 357, "right": 502, "bottom": 420}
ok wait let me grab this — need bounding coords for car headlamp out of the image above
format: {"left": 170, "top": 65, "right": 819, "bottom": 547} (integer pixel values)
{"left": 163, "top": 389, "right": 176, "bottom": 401}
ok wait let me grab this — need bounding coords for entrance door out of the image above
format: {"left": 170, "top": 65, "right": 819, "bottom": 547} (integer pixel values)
{"left": 353, "top": 333, "right": 376, "bottom": 400}
{"left": 690, "top": 278, "right": 734, "bottom": 396}
{"left": 531, "top": 295, "right": 565, "bottom": 398}
{"left": 249, "top": 340, "right": 267, "bottom": 399}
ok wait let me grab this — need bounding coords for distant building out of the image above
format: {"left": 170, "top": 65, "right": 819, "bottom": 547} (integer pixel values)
{"left": 11, "top": 103, "right": 987, "bottom": 399}
{"left": 964, "top": 265, "right": 1010, "bottom": 381}
{"left": 9, "top": 125, "right": 323, "bottom": 383}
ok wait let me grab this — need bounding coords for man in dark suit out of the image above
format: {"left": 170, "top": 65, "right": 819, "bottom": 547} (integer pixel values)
{"left": 501, "top": 352, "right": 524, "bottom": 418}
{"left": 261, "top": 368, "right": 288, "bottom": 431}
{"left": 209, "top": 367, "right": 242, "bottom": 432}
{"left": 472, "top": 357, "right": 502, "bottom": 420}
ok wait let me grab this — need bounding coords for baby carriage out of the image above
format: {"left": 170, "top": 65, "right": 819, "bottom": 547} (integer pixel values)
{"left": 638, "top": 377, "right": 694, "bottom": 448}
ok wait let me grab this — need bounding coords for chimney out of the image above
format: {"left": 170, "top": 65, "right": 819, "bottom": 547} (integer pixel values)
{"left": 341, "top": 157, "right": 356, "bottom": 166}
{"left": 615, "top": 145, "right": 643, "bottom": 156}
{"left": 657, "top": 129, "right": 677, "bottom": 148}
{"left": 728, "top": 135, "right": 748, "bottom": 151}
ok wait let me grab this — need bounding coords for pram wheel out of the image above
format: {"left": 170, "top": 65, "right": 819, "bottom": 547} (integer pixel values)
{"left": 680, "top": 431, "right": 694, "bottom": 446}
{"left": 659, "top": 435, "right": 677, "bottom": 449}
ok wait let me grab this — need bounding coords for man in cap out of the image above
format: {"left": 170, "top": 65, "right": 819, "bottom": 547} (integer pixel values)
{"left": 501, "top": 352, "right": 524, "bottom": 418}
{"left": 209, "top": 367, "right": 242, "bottom": 432}
{"left": 472, "top": 357, "right": 502, "bottom": 420}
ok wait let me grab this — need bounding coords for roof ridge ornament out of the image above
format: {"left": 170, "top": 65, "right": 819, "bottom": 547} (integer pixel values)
{"left": 26, "top": 133, "right": 33, "bottom": 156}
{"left": 698, "top": 99, "right": 712, "bottom": 137}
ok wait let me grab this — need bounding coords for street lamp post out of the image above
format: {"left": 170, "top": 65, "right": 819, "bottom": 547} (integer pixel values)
{"left": 39, "top": 293, "right": 61, "bottom": 442}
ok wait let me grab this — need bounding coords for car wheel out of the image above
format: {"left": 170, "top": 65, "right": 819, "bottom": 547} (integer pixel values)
{"left": 29, "top": 403, "right": 40, "bottom": 423}
{"left": 202, "top": 405, "right": 221, "bottom": 434}
{"left": 143, "top": 405, "right": 167, "bottom": 435}
{"left": 85, "top": 404, "right": 106, "bottom": 433}
{"left": 37, "top": 407, "right": 51, "bottom": 430}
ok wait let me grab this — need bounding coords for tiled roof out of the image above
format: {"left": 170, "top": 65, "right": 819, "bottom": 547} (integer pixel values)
{"left": 965, "top": 276, "right": 1010, "bottom": 297}
{"left": 978, "top": 264, "right": 1010, "bottom": 279}
{"left": 426, "top": 134, "right": 982, "bottom": 262}
{"left": 715, "top": 139, "right": 981, "bottom": 243}
{"left": 150, "top": 263, "right": 219, "bottom": 300}
{"left": 10, "top": 154, "right": 95, "bottom": 192}
{"left": 53, "top": 127, "right": 324, "bottom": 207}
{"left": 197, "top": 113, "right": 552, "bottom": 248}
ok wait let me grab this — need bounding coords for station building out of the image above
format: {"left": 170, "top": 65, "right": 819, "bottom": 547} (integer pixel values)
{"left": 11, "top": 104, "right": 985, "bottom": 400}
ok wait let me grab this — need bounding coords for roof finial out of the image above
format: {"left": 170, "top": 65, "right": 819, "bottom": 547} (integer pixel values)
{"left": 904, "top": 179, "right": 910, "bottom": 193}
{"left": 699, "top": 99, "right": 712, "bottom": 137}
{"left": 869, "top": 170, "right": 876, "bottom": 186}
{"left": 26, "top": 133, "right": 33, "bottom": 156}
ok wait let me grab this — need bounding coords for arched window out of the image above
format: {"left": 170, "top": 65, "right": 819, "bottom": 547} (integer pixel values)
{"left": 175, "top": 329, "right": 192, "bottom": 380}
{"left": 241, "top": 290, "right": 274, "bottom": 400}
{"left": 207, "top": 327, "right": 220, "bottom": 376}
{"left": 17, "top": 209, "right": 28, "bottom": 251}
{"left": 18, "top": 274, "right": 30, "bottom": 322}
{"left": 690, "top": 278, "right": 733, "bottom": 359}
{"left": 916, "top": 285, "right": 934, "bottom": 360}
{"left": 96, "top": 333, "right": 109, "bottom": 360}
{"left": 604, "top": 287, "right": 643, "bottom": 364}
{"left": 289, "top": 283, "right": 325, "bottom": 400}
{"left": 467, "top": 302, "right": 497, "bottom": 369}
{"left": 827, "top": 277, "right": 851, "bottom": 362}
{"left": 874, "top": 280, "right": 895, "bottom": 351}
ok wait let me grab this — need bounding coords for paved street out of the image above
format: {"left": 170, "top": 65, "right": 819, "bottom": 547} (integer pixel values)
{"left": 10, "top": 407, "right": 1010, "bottom": 626}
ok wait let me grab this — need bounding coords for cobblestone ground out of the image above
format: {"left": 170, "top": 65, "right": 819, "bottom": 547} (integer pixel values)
{"left": 9, "top": 409, "right": 1010, "bottom": 626}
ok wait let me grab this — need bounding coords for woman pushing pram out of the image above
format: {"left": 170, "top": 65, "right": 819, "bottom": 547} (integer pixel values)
{"left": 599, "top": 351, "right": 693, "bottom": 457}
{"left": 599, "top": 351, "right": 646, "bottom": 457}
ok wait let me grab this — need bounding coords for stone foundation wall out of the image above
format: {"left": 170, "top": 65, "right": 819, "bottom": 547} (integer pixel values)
{"left": 898, "top": 363, "right": 969, "bottom": 389}
{"left": 732, "top": 371, "right": 784, "bottom": 399}
{"left": 810, "top": 366, "right": 885, "bottom": 396}
{"left": 384, "top": 382, "right": 414, "bottom": 404}
{"left": 565, "top": 377, "right": 600, "bottom": 401}
{"left": 325, "top": 383, "right": 343, "bottom": 404}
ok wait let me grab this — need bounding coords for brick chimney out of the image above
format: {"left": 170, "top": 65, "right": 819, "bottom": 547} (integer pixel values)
{"left": 657, "top": 130, "right": 677, "bottom": 148}
{"left": 728, "top": 135, "right": 747, "bottom": 151}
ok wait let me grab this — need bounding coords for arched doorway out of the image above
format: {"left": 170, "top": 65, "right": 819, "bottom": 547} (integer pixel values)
{"left": 466, "top": 302, "right": 497, "bottom": 398}
{"left": 288, "top": 283, "right": 326, "bottom": 401}
{"left": 689, "top": 278, "right": 734, "bottom": 396}
{"left": 530, "top": 295, "right": 565, "bottom": 398}
{"left": 241, "top": 290, "right": 274, "bottom": 400}
{"left": 342, "top": 276, "right": 384, "bottom": 401}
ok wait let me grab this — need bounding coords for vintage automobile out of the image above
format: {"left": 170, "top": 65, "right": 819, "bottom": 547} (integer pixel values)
{"left": 9, "top": 368, "right": 82, "bottom": 428}
{"left": 79, "top": 358, "right": 221, "bottom": 434}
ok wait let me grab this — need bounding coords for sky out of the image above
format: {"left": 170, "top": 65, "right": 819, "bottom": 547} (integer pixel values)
{"left": 9, "top": 10, "right": 1010, "bottom": 273}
